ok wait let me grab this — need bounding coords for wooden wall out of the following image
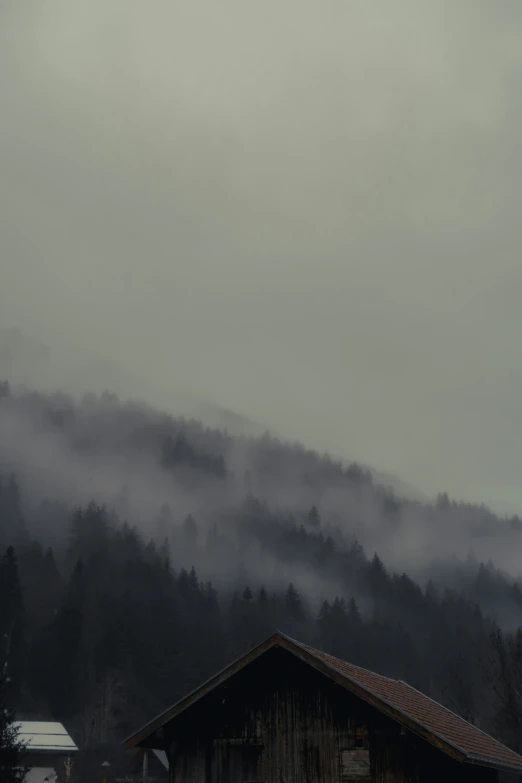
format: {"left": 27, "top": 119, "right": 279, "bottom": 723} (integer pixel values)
{"left": 164, "top": 647, "right": 497, "bottom": 783}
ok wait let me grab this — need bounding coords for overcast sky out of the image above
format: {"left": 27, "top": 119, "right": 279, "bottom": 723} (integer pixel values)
{"left": 1, "top": 1, "right": 522, "bottom": 514}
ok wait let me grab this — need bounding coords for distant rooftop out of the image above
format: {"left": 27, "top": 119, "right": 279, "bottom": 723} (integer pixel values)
{"left": 15, "top": 722, "right": 78, "bottom": 753}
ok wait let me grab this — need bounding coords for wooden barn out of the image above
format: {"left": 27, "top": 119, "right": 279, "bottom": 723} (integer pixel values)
{"left": 124, "top": 632, "right": 522, "bottom": 783}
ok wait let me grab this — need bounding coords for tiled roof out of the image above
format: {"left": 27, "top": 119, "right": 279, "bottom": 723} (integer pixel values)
{"left": 293, "top": 638, "right": 522, "bottom": 772}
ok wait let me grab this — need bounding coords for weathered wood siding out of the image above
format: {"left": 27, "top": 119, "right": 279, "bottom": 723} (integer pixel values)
{"left": 165, "top": 647, "right": 497, "bottom": 783}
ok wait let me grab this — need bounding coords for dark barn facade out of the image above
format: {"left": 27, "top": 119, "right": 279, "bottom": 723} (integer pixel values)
{"left": 124, "top": 633, "right": 522, "bottom": 783}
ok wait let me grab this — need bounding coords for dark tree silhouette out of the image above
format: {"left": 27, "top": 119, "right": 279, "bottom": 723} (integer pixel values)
{"left": 0, "top": 668, "right": 26, "bottom": 783}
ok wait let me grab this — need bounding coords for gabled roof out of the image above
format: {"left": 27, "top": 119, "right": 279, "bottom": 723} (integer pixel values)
{"left": 123, "top": 632, "right": 522, "bottom": 774}
{"left": 15, "top": 722, "right": 78, "bottom": 754}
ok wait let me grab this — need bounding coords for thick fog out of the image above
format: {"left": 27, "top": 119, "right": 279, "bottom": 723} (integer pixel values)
{"left": 2, "top": 385, "right": 522, "bottom": 614}
{"left": 2, "top": 1, "right": 522, "bottom": 516}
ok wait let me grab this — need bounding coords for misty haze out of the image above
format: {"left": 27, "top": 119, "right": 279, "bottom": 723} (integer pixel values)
{"left": 2, "top": 2, "right": 522, "bottom": 783}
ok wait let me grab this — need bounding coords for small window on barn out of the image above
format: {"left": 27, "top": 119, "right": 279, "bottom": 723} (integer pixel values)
{"left": 355, "top": 726, "right": 365, "bottom": 749}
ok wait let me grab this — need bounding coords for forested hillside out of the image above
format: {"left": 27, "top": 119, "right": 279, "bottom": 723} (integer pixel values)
{"left": 1, "top": 381, "right": 522, "bottom": 779}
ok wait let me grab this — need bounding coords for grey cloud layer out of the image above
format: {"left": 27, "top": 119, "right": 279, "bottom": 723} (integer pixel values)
{"left": 1, "top": 0, "right": 522, "bottom": 513}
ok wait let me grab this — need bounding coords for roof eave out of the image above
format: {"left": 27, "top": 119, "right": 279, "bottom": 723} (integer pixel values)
{"left": 465, "top": 753, "right": 522, "bottom": 774}
{"left": 23, "top": 747, "right": 79, "bottom": 754}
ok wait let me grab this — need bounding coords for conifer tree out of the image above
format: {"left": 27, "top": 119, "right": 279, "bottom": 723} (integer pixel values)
{"left": 0, "top": 668, "right": 26, "bottom": 783}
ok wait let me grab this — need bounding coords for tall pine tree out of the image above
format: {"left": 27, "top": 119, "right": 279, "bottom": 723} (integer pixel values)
{"left": 0, "top": 667, "right": 26, "bottom": 783}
